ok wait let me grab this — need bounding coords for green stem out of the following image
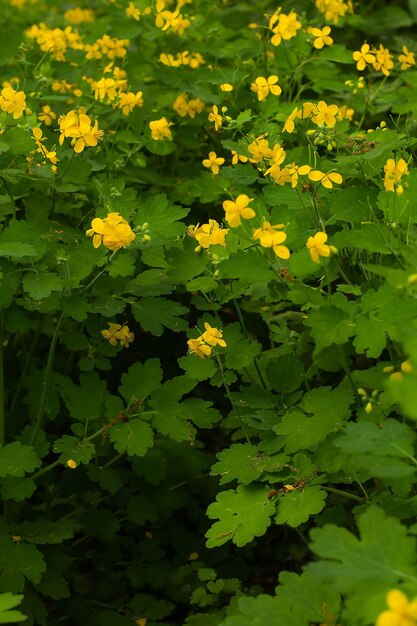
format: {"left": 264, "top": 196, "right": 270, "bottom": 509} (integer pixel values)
{"left": 81, "top": 250, "right": 117, "bottom": 293}
{"left": 215, "top": 354, "right": 251, "bottom": 444}
{"left": 232, "top": 299, "right": 269, "bottom": 391}
{"left": 322, "top": 485, "right": 366, "bottom": 502}
{"left": 29, "top": 313, "right": 64, "bottom": 446}
{"left": 30, "top": 426, "right": 106, "bottom": 481}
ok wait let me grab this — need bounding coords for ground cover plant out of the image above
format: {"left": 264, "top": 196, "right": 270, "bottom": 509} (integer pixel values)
{"left": 1, "top": 0, "right": 417, "bottom": 624}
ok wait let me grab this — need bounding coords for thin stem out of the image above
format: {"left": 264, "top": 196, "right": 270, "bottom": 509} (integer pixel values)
{"left": 80, "top": 250, "right": 117, "bottom": 293}
{"left": 321, "top": 485, "right": 366, "bottom": 503}
{"left": 232, "top": 299, "right": 269, "bottom": 391}
{"left": 29, "top": 313, "right": 64, "bottom": 446}
{"left": 215, "top": 354, "right": 251, "bottom": 444}
{"left": 10, "top": 327, "right": 40, "bottom": 415}
{"left": 30, "top": 426, "right": 106, "bottom": 481}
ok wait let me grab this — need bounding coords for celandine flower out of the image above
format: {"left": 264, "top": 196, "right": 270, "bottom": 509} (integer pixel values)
{"left": 187, "top": 337, "right": 212, "bottom": 359}
{"left": 306, "top": 231, "right": 337, "bottom": 263}
{"left": 384, "top": 158, "right": 409, "bottom": 195}
{"left": 0, "top": 87, "right": 26, "bottom": 119}
{"left": 102, "top": 322, "right": 135, "bottom": 347}
{"left": 149, "top": 117, "right": 173, "bottom": 140}
{"left": 201, "top": 323, "right": 226, "bottom": 347}
{"left": 376, "top": 590, "right": 417, "bottom": 626}
{"left": 86, "top": 212, "right": 136, "bottom": 251}
{"left": 222, "top": 194, "right": 255, "bottom": 227}
{"left": 253, "top": 221, "right": 290, "bottom": 259}
{"left": 202, "top": 151, "right": 225, "bottom": 175}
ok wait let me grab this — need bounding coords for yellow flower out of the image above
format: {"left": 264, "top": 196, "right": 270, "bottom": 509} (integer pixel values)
{"left": 250, "top": 75, "right": 282, "bottom": 101}
{"left": 38, "top": 104, "right": 57, "bottom": 126}
{"left": 208, "top": 105, "right": 222, "bottom": 131}
{"left": 384, "top": 158, "right": 409, "bottom": 195}
{"left": 372, "top": 44, "right": 394, "bottom": 76}
{"left": 66, "top": 459, "right": 77, "bottom": 469}
{"left": 64, "top": 8, "right": 95, "bottom": 23}
{"left": 201, "top": 322, "right": 226, "bottom": 347}
{"left": 231, "top": 150, "right": 249, "bottom": 165}
{"left": 86, "top": 212, "right": 136, "bottom": 251}
{"left": 126, "top": 2, "right": 141, "bottom": 20}
{"left": 286, "top": 163, "right": 312, "bottom": 188}
{"left": 101, "top": 322, "right": 135, "bottom": 347}
{"left": 353, "top": 43, "right": 376, "bottom": 71}
{"left": 149, "top": 117, "right": 173, "bottom": 140}
{"left": 220, "top": 83, "right": 233, "bottom": 92}
{"left": 398, "top": 46, "right": 415, "bottom": 71}
{"left": 247, "top": 135, "right": 273, "bottom": 163}
{"left": 253, "top": 222, "right": 290, "bottom": 259}
{"left": 308, "top": 169, "right": 343, "bottom": 189}
{"left": 376, "top": 590, "right": 417, "bottom": 626}
{"left": 193, "top": 219, "right": 228, "bottom": 249}
{"left": 58, "top": 111, "right": 104, "bottom": 153}
{"left": 115, "top": 91, "right": 144, "bottom": 115}
{"left": 92, "top": 77, "right": 117, "bottom": 101}
{"left": 223, "top": 194, "right": 255, "bottom": 227}
{"left": 269, "top": 10, "right": 301, "bottom": 47}
{"left": 187, "top": 337, "right": 212, "bottom": 359}
{"left": 283, "top": 107, "right": 299, "bottom": 133}
{"left": 0, "top": 87, "right": 26, "bottom": 119}
{"left": 311, "top": 101, "right": 339, "bottom": 127}
{"left": 306, "top": 231, "right": 331, "bottom": 263}
{"left": 310, "top": 26, "right": 333, "bottom": 49}
{"left": 202, "top": 151, "right": 225, "bottom": 175}
{"left": 315, "top": 0, "right": 353, "bottom": 24}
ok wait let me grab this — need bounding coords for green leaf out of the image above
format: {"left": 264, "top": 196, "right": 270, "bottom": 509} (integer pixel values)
{"left": 206, "top": 485, "right": 275, "bottom": 547}
{"left": 267, "top": 354, "right": 304, "bottom": 393}
{"left": 1, "top": 477, "right": 36, "bottom": 502}
{"left": 307, "top": 506, "right": 417, "bottom": 590}
{"left": 3, "top": 128, "right": 35, "bottom": 155}
{"left": 16, "top": 520, "right": 78, "bottom": 545}
{"left": 62, "top": 372, "right": 108, "bottom": 422}
{"left": 274, "top": 410, "right": 343, "bottom": 454}
{"left": 22, "top": 273, "right": 63, "bottom": 300}
{"left": 131, "top": 297, "right": 188, "bottom": 336}
{"left": 336, "top": 419, "right": 416, "bottom": 478}
{"left": 119, "top": 359, "right": 163, "bottom": 405}
{"left": 304, "top": 305, "right": 355, "bottom": 353}
{"left": 178, "top": 354, "right": 217, "bottom": 381}
{"left": 53, "top": 436, "right": 95, "bottom": 465}
{"left": 0, "top": 443, "right": 40, "bottom": 478}
{"left": 211, "top": 443, "right": 262, "bottom": 485}
{"left": 224, "top": 323, "right": 261, "bottom": 371}
{"left": 275, "top": 486, "right": 327, "bottom": 527}
{"left": 0, "top": 243, "right": 38, "bottom": 258}
{"left": 0, "top": 541, "right": 46, "bottom": 592}
{"left": 150, "top": 377, "right": 199, "bottom": 441}
{"left": 135, "top": 194, "right": 188, "bottom": 244}
{"left": 109, "top": 419, "right": 154, "bottom": 457}
{"left": 0, "top": 592, "right": 26, "bottom": 624}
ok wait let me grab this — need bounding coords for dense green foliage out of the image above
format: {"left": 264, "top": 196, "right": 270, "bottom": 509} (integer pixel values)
{"left": 1, "top": 0, "right": 417, "bottom": 624}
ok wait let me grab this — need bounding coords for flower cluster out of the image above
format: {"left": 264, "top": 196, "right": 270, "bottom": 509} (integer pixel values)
{"left": 384, "top": 359, "right": 413, "bottom": 382}
{"left": 155, "top": 1, "right": 191, "bottom": 35}
{"left": 208, "top": 105, "right": 223, "bottom": 131}
{"left": 64, "top": 8, "right": 95, "bottom": 23}
{"left": 315, "top": 0, "right": 353, "bottom": 24}
{"left": 0, "top": 87, "right": 26, "bottom": 119}
{"left": 384, "top": 158, "right": 409, "bottom": 195}
{"left": 26, "top": 22, "right": 83, "bottom": 61}
{"left": 269, "top": 9, "right": 301, "bottom": 47}
{"left": 86, "top": 212, "right": 136, "bottom": 251}
{"left": 376, "top": 590, "right": 417, "bottom": 626}
{"left": 85, "top": 35, "right": 130, "bottom": 60}
{"left": 101, "top": 323, "right": 135, "bottom": 347}
{"left": 159, "top": 50, "right": 204, "bottom": 68}
{"left": 172, "top": 94, "right": 205, "bottom": 118}
{"left": 189, "top": 220, "right": 228, "bottom": 250}
{"left": 187, "top": 323, "right": 226, "bottom": 359}
{"left": 58, "top": 110, "right": 104, "bottom": 153}
{"left": 283, "top": 100, "right": 347, "bottom": 133}
{"left": 353, "top": 43, "right": 394, "bottom": 76}
{"left": 149, "top": 117, "right": 174, "bottom": 141}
